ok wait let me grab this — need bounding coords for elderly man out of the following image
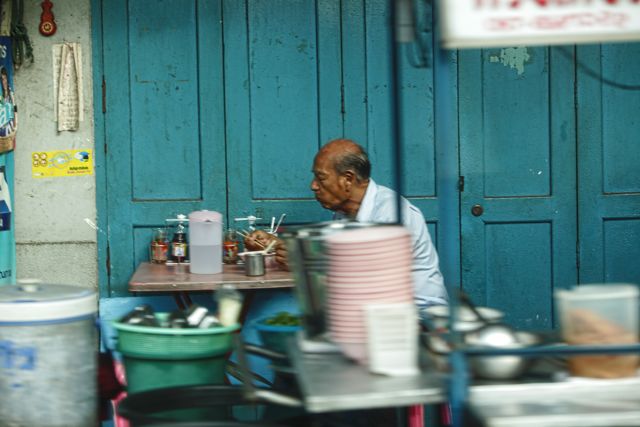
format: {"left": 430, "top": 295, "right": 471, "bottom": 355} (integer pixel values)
{"left": 276, "top": 138, "right": 448, "bottom": 308}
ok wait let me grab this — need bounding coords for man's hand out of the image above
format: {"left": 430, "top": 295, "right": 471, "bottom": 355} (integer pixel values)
{"left": 243, "top": 230, "right": 277, "bottom": 252}
{"left": 274, "top": 240, "right": 289, "bottom": 271}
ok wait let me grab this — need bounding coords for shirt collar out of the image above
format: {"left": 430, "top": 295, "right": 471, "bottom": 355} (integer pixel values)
{"left": 356, "top": 178, "right": 377, "bottom": 222}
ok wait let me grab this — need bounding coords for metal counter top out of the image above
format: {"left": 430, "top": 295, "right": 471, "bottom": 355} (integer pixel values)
{"left": 468, "top": 371, "right": 640, "bottom": 426}
{"left": 288, "top": 341, "right": 447, "bottom": 413}
{"left": 287, "top": 335, "right": 640, "bottom": 424}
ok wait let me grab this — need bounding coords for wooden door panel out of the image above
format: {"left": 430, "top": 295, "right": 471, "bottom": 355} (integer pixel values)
{"left": 459, "top": 47, "right": 577, "bottom": 330}
{"left": 485, "top": 223, "right": 553, "bottom": 328}
{"left": 102, "top": 0, "right": 226, "bottom": 295}
{"left": 128, "top": 1, "right": 203, "bottom": 200}
{"left": 224, "top": 0, "right": 342, "bottom": 226}
{"left": 480, "top": 52, "right": 551, "bottom": 197}
{"left": 604, "top": 220, "right": 640, "bottom": 283}
{"left": 601, "top": 44, "right": 640, "bottom": 194}
{"left": 578, "top": 43, "right": 640, "bottom": 285}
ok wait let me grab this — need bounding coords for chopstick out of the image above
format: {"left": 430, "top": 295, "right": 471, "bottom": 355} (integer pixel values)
{"left": 238, "top": 240, "right": 276, "bottom": 256}
{"left": 263, "top": 240, "right": 277, "bottom": 254}
{"left": 274, "top": 213, "right": 286, "bottom": 233}
{"left": 238, "top": 243, "right": 275, "bottom": 257}
{"left": 236, "top": 229, "right": 267, "bottom": 249}
{"left": 238, "top": 250, "right": 268, "bottom": 256}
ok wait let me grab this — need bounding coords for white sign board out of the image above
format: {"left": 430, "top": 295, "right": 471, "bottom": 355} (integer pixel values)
{"left": 439, "top": 0, "right": 640, "bottom": 49}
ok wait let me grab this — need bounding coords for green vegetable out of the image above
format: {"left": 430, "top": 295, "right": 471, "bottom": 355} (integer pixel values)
{"left": 263, "top": 311, "right": 300, "bottom": 326}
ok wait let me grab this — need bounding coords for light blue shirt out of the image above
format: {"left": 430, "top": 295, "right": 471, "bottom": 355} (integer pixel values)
{"left": 337, "top": 179, "right": 448, "bottom": 308}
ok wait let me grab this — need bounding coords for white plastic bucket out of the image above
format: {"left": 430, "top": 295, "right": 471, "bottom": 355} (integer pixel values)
{"left": 0, "top": 281, "right": 98, "bottom": 427}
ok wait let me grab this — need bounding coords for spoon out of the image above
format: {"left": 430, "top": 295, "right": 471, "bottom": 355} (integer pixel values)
{"left": 458, "top": 291, "right": 520, "bottom": 348}
{"left": 458, "top": 290, "right": 490, "bottom": 325}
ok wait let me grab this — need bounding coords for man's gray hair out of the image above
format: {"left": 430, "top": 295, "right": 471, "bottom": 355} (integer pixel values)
{"left": 334, "top": 145, "right": 371, "bottom": 182}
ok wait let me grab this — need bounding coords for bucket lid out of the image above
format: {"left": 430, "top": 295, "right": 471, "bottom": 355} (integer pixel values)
{"left": 188, "top": 210, "right": 222, "bottom": 223}
{"left": 555, "top": 283, "right": 639, "bottom": 300}
{"left": 0, "top": 280, "right": 97, "bottom": 323}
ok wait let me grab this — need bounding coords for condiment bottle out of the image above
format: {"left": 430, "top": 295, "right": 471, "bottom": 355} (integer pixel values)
{"left": 150, "top": 228, "right": 169, "bottom": 264}
{"left": 223, "top": 228, "right": 239, "bottom": 264}
{"left": 171, "top": 222, "right": 188, "bottom": 263}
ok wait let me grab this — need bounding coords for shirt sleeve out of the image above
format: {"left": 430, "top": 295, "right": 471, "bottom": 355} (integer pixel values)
{"left": 402, "top": 203, "right": 449, "bottom": 308}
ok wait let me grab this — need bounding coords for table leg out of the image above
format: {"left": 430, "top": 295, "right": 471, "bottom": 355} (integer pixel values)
{"left": 239, "top": 289, "right": 256, "bottom": 324}
{"left": 172, "top": 293, "right": 186, "bottom": 310}
{"left": 180, "top": 292, "right": 194, "bottom": 307}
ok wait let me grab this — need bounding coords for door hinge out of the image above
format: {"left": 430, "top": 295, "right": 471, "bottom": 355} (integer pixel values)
{"left": 458, "top": 176, "right": 465, "bottom": 192}
{"left": 106, "top": 244, "right": 111, "bottom": 277}
{"left": 340, "top": 84, "right": 345, "bottom": 115}
{"left": 101, "top": 75, "right": 107, "bottom": 114}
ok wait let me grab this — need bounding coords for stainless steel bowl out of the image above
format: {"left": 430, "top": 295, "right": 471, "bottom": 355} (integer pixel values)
{"left": 465, "top": 328, "right": 540, "bottom": 380}
{"left": 420, "top": 305, "right": 504, "bottom": 332}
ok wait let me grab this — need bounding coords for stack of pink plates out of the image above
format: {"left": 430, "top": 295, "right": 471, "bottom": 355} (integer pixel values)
{"left": 324, "top": 225, "right": 414, "bottom": 363}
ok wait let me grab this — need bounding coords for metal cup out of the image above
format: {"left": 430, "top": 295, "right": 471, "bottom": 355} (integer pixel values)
{"left": 244, "top": 252, "right": 265, "bottom": 276}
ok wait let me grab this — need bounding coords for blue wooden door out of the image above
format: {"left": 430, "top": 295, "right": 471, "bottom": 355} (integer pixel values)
{"left": 100, "top": 0, "right": 226, "bottom": 295}
{"left": 577, "top": 43, "right": 640, "bottom": 285}
{"left": 458, "top": 47, "right": 578, "bottom": 330}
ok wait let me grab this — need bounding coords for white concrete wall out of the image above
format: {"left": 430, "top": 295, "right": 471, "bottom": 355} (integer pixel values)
{"left": 13, "top": 0, "right": 96, "bottom": 289}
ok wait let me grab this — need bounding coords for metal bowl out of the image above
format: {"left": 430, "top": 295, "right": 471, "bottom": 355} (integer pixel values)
{"left": 465, "top": 328, "right": 540, "bottom": 380}
{"left": 420, "top": 305, "right": 504, "bottom": 332}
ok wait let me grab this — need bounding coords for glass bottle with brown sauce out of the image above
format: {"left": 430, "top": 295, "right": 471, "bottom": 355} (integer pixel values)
{"left": 150, "top": 228, "right": 169, "bottom": 263}
{"left": 171, "top": 223, "right": 188, "bottom": 263}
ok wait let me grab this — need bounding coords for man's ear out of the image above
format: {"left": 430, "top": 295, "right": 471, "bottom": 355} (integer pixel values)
{"left": 341, "top": 170, "right": 356, "bottom": 191}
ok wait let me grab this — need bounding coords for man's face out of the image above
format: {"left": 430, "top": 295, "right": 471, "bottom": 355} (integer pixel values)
{"left": 310, "top": 152, "right": 349, "bottom": 212}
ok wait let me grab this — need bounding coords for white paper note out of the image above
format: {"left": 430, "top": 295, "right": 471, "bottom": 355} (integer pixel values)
{"left": 53, "top": 43, "right": 84, "bottom": 131}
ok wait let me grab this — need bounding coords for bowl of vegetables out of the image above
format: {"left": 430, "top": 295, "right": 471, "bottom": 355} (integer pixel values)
{"left": 254, "top": 311, "right": 302, "bottom": 354}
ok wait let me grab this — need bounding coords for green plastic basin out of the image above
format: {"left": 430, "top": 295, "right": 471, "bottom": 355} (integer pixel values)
{"left": 113, "top": 313, "right": 240, "bottom": 393}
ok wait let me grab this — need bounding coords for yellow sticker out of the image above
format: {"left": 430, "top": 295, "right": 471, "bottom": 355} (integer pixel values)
{"left": 31, "top": 149, "right": 93, "bottom": 178}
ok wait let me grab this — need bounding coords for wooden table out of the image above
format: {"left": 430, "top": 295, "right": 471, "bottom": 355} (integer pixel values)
{"left": 128, "top": 262, "right": 296, "bottom": 310}
{"left": 129, "top": 262, "right": 295, "bottom": 292}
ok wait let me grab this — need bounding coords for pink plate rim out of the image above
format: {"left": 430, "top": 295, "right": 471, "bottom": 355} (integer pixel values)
{"left": 325, "top": 225, "right": 410, "bottom": 245}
